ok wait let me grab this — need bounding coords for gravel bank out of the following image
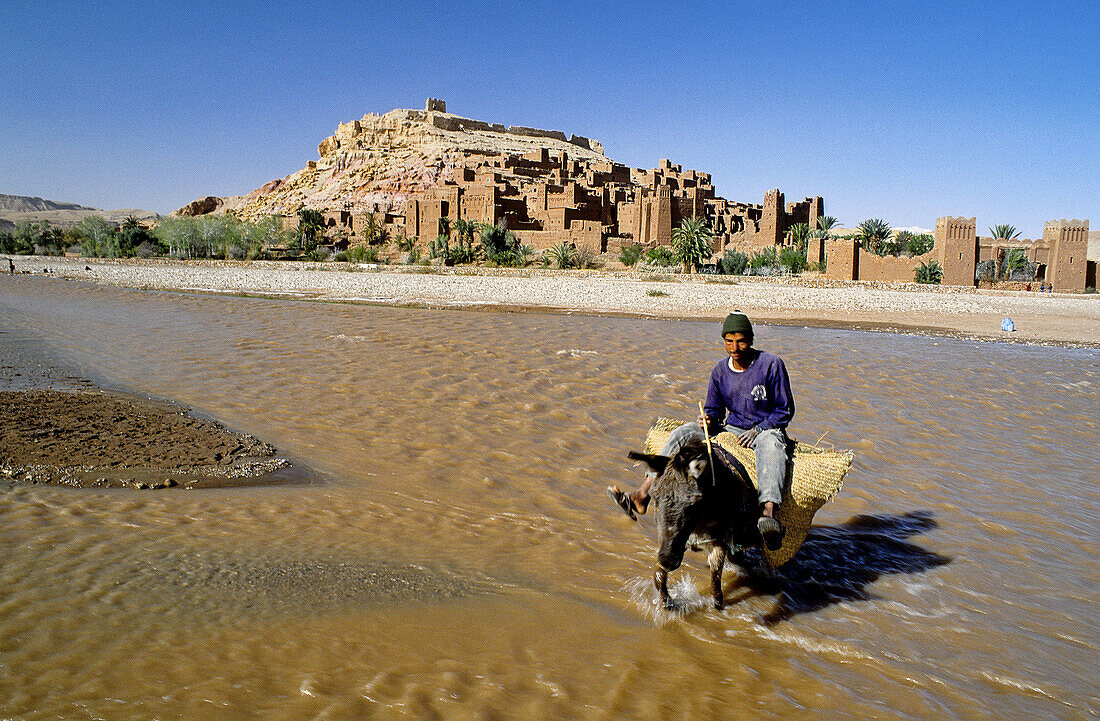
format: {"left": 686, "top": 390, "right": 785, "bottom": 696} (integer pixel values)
{"left": 11, "top": 256, "right": 1100, "bottom": 347}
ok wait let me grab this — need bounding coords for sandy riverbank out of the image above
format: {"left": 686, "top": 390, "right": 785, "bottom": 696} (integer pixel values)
{"left": 7, "top": 255, "right": 1099, "bottom": 347}
{"left": 0, "top": 389, "right": 306, "bottom": 489}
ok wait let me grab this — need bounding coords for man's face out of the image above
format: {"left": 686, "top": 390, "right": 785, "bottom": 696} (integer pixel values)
{"left": 723, "top": 332, "right": 753, "bottom": 365}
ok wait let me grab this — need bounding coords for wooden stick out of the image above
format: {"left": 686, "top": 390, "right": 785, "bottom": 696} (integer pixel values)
{"left": 699, "top": 401, "right": 717, "bottom": 484}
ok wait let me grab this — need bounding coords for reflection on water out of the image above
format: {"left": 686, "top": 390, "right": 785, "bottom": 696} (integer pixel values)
{"left": 1, "top": 277, "right": 1097, "bottom": 720}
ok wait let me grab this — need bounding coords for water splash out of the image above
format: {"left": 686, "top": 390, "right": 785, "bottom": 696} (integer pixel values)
{"left": 623, "top": 576, "right": 712, "bottom": 625}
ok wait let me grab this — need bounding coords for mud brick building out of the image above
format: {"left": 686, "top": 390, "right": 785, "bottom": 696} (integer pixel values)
{"left": 405, "top": 140, "right": 824, "bottom": 258}
{"left": 825, "top": 216, "right": 1093, "bottom": 291}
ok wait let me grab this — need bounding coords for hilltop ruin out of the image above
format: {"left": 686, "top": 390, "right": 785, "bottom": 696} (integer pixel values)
{"left": 184, "top": 99, "right": 823, "bottom": 257}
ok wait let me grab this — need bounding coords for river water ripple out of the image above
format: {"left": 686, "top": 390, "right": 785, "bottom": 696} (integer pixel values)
{"left": 1, "top": 277, "right": 1097, "bottom": 720}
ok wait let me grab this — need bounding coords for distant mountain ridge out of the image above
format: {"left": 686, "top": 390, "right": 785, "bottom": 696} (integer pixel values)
{"left": 0, "top": 193, "right": 158, "bottom": 232}
{"left": 0, "top": 194, "right": 98, "bottom": 213}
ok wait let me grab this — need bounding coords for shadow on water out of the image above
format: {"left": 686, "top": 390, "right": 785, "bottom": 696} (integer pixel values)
{"left": 730, "top": 511, "right": 951, "bottom": 626}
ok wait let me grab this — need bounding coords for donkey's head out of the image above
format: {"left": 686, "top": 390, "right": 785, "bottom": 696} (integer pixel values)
{"left": 629, "top": 437, "right": 715, "bottom": 571}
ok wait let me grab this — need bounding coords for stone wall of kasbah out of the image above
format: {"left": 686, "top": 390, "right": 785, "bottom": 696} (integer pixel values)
{"left": 403, "top": 144, "right": 824, "bottom": 255}
{"left": 825, "top": 216, "right": 1093, "bottom": 291}
{"left": 267, "top": 98, "right": 824, "bottom": 257}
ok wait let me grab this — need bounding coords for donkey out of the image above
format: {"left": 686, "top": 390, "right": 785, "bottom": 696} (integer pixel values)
{"left": 629, "top": 436, "right": 761, "bottom": 609}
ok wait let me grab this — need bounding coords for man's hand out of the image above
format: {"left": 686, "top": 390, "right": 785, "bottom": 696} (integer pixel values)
{"left": 736, "top": 427, "right": 760, "bottom": 447}
{"left": 697, "top": 415, "right": 716, "bottom": 435}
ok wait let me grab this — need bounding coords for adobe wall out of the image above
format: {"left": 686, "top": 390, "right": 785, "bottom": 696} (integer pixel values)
{"left": 513, "top": 219, "right": 602, "bottom": 253}
{"left": 807, "top": 235, "right": 825, "bottom": 266}
{"left": 824, "top": 238, "right": 858, "bottom": 280}
{"left": 507, "top": 126, "right": 569, "bottom": 143}
{"left": 815, "top": 216, "right": 1089, "bottom": 290}
{"left": 855, "top": 251, "right": 934, "bottom": 282}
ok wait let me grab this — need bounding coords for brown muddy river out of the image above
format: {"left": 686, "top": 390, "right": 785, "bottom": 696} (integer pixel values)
{"left": 1, "top": 276, "right": 1097, "bottom": 720}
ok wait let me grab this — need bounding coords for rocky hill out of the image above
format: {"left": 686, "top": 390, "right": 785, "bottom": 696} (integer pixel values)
{"left": 178, "top": 100, "right": 609, "bottom": 221}
{"left": 0, "top": 194, "right": 98, "bottom": 214}
{"left": 0, "top": 194, "right": 158, "bottom": 232}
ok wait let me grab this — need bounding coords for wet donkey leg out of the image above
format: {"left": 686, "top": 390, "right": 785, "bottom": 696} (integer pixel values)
{"left": 654, "top": 566, "right": 672, "bottom": 608}
{"left": 708, "top": 545, "right": 726, "bottom": 609}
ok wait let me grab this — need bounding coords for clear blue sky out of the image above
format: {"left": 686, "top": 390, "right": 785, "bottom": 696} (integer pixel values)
{"left": 2, "top": 0, "right": 1096, "bottom": 238}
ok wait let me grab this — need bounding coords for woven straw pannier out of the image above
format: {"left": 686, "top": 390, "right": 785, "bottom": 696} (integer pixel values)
{"left": 644, "top": 418, "right": 853, "bottom": 567}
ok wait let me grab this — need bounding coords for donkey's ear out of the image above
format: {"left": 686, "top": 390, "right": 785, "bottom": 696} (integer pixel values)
{"left": 628, "top": 451, "right": 669, "bottom": 475}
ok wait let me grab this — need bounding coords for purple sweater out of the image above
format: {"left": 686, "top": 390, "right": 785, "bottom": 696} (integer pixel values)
{"left": 703, "top": 350, "right": 794, "bottom": 431}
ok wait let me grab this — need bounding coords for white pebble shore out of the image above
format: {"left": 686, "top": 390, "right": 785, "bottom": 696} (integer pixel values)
{"left": 18, "top": 256, "right": 1100, "bottom": 347}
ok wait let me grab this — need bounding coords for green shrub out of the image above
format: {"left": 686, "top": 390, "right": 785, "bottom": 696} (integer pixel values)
{"left": 721, "top": 249, "right": 750, "bottom": 275}
{"left": 507, "top": 244, "right": 535, "bottom": 268}
{"left": 646, "top": 288, "right": 668, "bottom": 297}
{"left": 644, "top": 246, "right": 676, "bottom": 267}
{"left": 428, "top": 234, "right": 450, "bottom": 260}
{"left": 546, "top": 242, "right": 576, "bottom": 269}
{"left": 906, "top": 233, "right": 934, "bottom": 256}
{"left": 750, "top": 246, "right": 778, "bottom": 269}
{"left": 915, "top": 260, "right": 943, "bottom": 284}
{"left": 779, "top": 246, "right": 807, "bottom": 275}
{"left": 619, "top": 242, "right": 643, "bottom": 267}
{"left": 479, "top": 223, "right": 519, "bottom": 264}
{"left": 348, "top": 244, "right": 378, "bottom": 263}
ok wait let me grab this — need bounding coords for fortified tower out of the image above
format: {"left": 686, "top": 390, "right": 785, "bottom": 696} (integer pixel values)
{"left": 651, "top": 186, "right": 673, "bottom": 247}
{"left": 759, "top": 189, "right": 785, "bottom": 247}
{"left": 807, "top": 196, "right": 824, "bottom": 232}
{"left": 1043, "top": 219, "right": 1089, "bottom": 291}
{"left": 934, "top": 216, "right": 977, "bottom": 286}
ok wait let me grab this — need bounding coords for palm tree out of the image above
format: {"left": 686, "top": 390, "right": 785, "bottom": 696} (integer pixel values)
{"left": 989, "top": 224, "right": 1020, "bottom": 240}
{"left": 671, "top": 216, "right": 714, "bottom": 273}
{"left": 857, "top": 218, "right": 892, "bottom": 256}
{"left": 453, "top": 218, "right": 480, "bottom": 244}
{"left": 816, "top": 215, "right": 839, "bottom": 234}
{"left": 788, "top": 223, "right": 810, "bottom": 252}
{"left": 998, "top": 248, "right": 1027, "bottom": 280}
{"left": 479, "top": 222, "right": 517, "bottom": 264}
{"left": 121, "top": 215, "right": 141, "bottom": 231}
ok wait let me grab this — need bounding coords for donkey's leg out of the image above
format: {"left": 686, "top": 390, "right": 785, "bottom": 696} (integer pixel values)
{"left": 653, "top": 567, "right": 672, "bottom": 609}
{"left": 707, "top": 545, "right": 727, "bottom": 609}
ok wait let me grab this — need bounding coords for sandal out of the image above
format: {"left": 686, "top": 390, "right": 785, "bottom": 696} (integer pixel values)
{"left": 606, "top": 486, "right": 637, "bottom": 521}
{"left": 757, "top": 516, "right": 786, "bottom": 550}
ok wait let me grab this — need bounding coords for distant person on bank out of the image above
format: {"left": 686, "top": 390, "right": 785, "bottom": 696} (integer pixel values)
{"left": 608, "top": 312, "right": 795, "bottom": 548}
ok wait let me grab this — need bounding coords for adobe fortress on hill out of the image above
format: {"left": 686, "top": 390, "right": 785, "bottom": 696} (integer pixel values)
{"left": 207, "top": 99, "right": 823, "bottom": 256}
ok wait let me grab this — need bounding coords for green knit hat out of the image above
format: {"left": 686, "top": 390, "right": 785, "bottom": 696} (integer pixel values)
{"left": 721, "top": 312, "right": 753, "bottom": 337}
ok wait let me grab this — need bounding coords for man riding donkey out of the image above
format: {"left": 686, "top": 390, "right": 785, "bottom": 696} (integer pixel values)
{"left": 608, "top": 311, "right": 794, "bottom": 550}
